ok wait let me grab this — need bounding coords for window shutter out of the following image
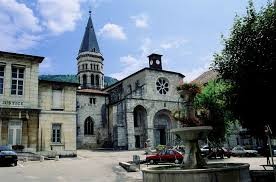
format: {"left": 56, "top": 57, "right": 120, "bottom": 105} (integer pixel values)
{"left": 53, "top": 90, "right": 63, "bottom": 109}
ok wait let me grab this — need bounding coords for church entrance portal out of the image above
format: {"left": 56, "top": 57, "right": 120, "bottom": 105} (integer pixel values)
{"left": 153, "top": 110, "right": 176, "bottom": 146}
{"left": 133, "top": 105, "right": 147, "bottom": 148}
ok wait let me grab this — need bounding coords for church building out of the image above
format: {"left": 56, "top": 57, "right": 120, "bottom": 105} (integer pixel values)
{"left": 76, "top": 13, "right": 184, "bottom": 150}
{"left": 0, "top": 12, "right": 185, "bottom": 153}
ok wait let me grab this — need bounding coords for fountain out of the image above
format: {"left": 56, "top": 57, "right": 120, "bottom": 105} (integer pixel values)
{"left": 142, "top": 83, "right": 251, "bottom": 182}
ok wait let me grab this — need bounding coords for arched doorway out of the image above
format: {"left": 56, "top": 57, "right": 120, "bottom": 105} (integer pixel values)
{"left": 153, "top": 110, "right": 176, "bottom": 146}
{"left": 133, "top": 105, "right": 147, "bottom": 148}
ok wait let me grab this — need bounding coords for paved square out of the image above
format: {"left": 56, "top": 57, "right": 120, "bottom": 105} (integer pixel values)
{"left": 0, "top": 150, "right": 272, "bottom": 182}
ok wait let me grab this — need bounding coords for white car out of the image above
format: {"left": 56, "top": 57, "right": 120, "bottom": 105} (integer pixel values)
{"left": 231, "top": 146, "right": 258, "bottom": 157}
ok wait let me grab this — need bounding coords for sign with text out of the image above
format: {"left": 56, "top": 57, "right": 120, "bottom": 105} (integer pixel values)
{"left": 0, "top": 100, "right": 24, "bottom": 107}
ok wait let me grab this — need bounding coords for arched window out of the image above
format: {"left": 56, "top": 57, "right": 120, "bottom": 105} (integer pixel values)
{"left": 91, "top": 74, "right": 95, "bottom": 86}
{"left": 96, "top": 75, "right": 99, "bottom": 86}
{"left": 84, "top": 117, "right": 94, "bottom": 135}
{"left": 82, "top": 74, "right": 87, "bottom": 87}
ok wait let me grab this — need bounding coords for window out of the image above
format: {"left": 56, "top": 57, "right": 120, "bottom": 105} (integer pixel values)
{"left": 82, "top": 74, "right": 87, "bottom": 87}
{"left": 52, "top": 89, "right": 63, "bottom": 109}
{"left": 91, "top": 74, "right": 94, "bottom": 85}
{"left": 96, "top": 65, "right": 99, "bottom": 70}
{"left": 85, "top": 64, "right": 88, "bottom": 69}
{"left": 156, "top": 78, "right": 169, "bottom": 95}
{"left": 0, "top": 65, "right": 4, "bottom": 94}
{"left": 89, "top": 98, "right": 96, "bottom": 104}
{"left": 96, "top": 75, "right": 99, "bottom": 86}
{"left": 84, "top": 117, "right": 94, "bottom": 135}
{"left": 11, "top": 67, "right": 24, "bottom": 95}
{"left": 52, "top": 124, "right": 61, "bottom": 143}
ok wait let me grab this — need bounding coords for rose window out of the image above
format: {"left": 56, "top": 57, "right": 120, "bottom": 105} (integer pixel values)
{"left": 156, "top": 78, "right": 169, "bottom": 95}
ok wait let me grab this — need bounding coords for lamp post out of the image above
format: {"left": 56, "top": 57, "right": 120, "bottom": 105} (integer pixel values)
{"left": 265, "top": 124, "right": 276, "bottom": 182}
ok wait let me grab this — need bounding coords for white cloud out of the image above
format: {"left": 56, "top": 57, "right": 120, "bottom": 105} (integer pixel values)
{"left": 0, "top": 0, "right": 41, "bottom": 32}
{"left": 39, "top": 57, "right": 56, "bottom": 74}
{"left": 98, "top": 23, "right": 127, "bottom": 40}
{"left": 130, "top": 14, "right": 149, "bottom": 28}
{"left": 160, "top": 39, "right": 188, "bottom": 50}
{"left": 0, "top": 0, "right": 42, "bottom": 51}
{"left": 110, "top": 55, "right": 143, "bottom": 80}
{"left": 110, "top": 38, "right": 153, "bottom": 79}
{"left": 37, "top": 0, "right": 83, "bottom": 34}
{"left": 183, "top": 55, "right": 213, "bottom": 82}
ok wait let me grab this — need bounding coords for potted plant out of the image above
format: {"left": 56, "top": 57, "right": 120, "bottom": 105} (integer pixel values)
{"left": 176, "top": 83, "right": 201, "bottom": 102}
{"left": 171, "top": 82, "right": 211, "bottom": 168}
{"left": 174, "top": 83, "right": 202, "bottom": 127}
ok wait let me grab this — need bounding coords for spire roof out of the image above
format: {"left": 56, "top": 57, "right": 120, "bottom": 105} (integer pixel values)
{"left": 79, "top": 13, "right": 100, "bottom": 54}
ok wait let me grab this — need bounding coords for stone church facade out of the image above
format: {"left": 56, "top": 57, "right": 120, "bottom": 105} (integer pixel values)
{"left": 0, "top": 13, "right": 185, "bottom": 152}
{"left": 76, "top": 14, "right": 184, "bottom": 150}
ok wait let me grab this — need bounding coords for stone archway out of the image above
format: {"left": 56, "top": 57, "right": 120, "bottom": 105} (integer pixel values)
{"left": 153, "top": 110, "right": 177, "bottom": 146}
{"left": 133, "top": 105, "right": 147, "bottom": 148}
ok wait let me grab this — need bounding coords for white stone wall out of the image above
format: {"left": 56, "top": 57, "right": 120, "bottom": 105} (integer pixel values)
{"left": 0, "top": 57, "right": 40, "bottom": 109}
{"left": 38, "top": 82, "right": 77, "bottom": 156}
{"left": 76, "top": 92, "right": 108, "bottom": 148}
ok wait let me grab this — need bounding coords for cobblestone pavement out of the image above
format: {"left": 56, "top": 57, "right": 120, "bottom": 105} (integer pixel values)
{"left": 0, "top": 150, "right": 273, "bottom": 182}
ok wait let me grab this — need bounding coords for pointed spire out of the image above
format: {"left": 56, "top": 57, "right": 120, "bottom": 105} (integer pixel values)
{"left": 79, "top": 11, "right": 100, "bottom": 54}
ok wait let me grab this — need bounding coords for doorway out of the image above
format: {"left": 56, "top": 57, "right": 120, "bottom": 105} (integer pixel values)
{"left": 8, "top": 120, "right": 22, "bottom": 145}
{"left": 135, "top": 135, "right": 140, "bottom": 148}
{"left": 159, "top": 129, "right": 166, "bottom": 145}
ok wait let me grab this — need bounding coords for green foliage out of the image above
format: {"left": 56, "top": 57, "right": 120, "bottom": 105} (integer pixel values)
{"left": 176, "top": 83, "right": 201, "bottom": 95}
{"left": 195, "top": 80, "right": 236, "bottom": 144}
{"left": 212, "top": 1, "right": 276, "bottom": 136}
{"left": 155, "top": 145, "right": 166, "bottom": 152}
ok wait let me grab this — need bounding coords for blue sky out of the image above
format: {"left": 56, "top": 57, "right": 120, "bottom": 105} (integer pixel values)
{"left": 0, "top": 0, "right": 268, "bottom": 81}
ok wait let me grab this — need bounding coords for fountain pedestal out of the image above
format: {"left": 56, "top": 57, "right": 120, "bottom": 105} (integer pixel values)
{"left": 171, "top": 126, "right": 212, "bottom": 169}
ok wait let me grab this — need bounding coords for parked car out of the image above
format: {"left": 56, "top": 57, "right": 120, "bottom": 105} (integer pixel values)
{"left": 257, "top": 145, "right": 276, "bottom": 156}
{"left": 0, "top": 146, "right": 18, "bottom": 166}
{"left": 146, "top": 149, "right": 183, "bottom": 164}
{"left": 231, "top": 146, "right": 258, "bottom": 157}
{"left": 200, "top": 146, "right": 231, "bottom": 159}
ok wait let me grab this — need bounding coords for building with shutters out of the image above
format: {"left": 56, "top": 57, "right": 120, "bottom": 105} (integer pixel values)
{"left": 0, "top": 51, "right": 78, "bottom": 156}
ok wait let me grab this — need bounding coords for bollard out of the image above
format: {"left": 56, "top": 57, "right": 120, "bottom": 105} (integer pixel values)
{"left": 23, "top": 157, "right": 28, "bottom": 162}
{"left": 40, "top": 156, "right": 44, "bottom": 162}
{"left": 55, "top": 155, "right": 59, "bottom": 161}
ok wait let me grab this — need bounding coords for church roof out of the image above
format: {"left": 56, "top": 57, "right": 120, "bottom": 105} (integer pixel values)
{"left": 39, "top": 75, "right": 79, "bottom": 85}
{"left": 79, "top": 14, "right": 100, "bottom": 54}
{"left": 77, "top": 89, "right": 108, "bottom": 95}
{"left": 191, "top": 70, "right": 218, "bottom": 85}
{"left": 104, "top": 68, "right": 185, "bottom": 91}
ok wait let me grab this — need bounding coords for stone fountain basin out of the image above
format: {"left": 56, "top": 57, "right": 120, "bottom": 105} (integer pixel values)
{"left": 171, "top": 126, "right": 213, "bottom": 140}
{"left": 142, "top": 163, "right": 251, "bottom": 182}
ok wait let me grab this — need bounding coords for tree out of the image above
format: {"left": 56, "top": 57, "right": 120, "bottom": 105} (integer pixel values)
{"left": 213, "top": 1, "right": 276, "bottom": 137}
{"left": 195, "top": 80, "right": 236, "bottom": 145}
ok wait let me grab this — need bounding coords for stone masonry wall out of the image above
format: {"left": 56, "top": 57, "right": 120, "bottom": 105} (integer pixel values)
{"left": 76, "top": 93, "right": 108, "bottom": 148}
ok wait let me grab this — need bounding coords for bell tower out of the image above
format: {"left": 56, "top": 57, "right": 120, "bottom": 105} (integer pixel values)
{"left": 148, "top": 53, "right": 162, "bottom": 70}
{"left": 77, "top": 11, "right": 104, "bottom": 89}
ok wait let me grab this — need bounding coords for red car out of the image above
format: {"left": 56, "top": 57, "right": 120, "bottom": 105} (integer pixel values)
{"left": 146, "top": 149, "right": 183, "bottom": 164}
